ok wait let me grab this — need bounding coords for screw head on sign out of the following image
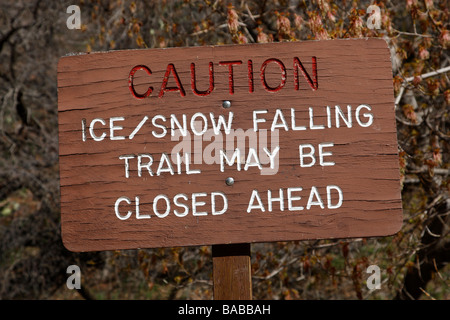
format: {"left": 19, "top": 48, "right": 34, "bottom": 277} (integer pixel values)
{"left": 222, "top": 100, "right": 231, "bottom": 108}
{"left": 225, "top": 177, "right": 234, "bottom": 186}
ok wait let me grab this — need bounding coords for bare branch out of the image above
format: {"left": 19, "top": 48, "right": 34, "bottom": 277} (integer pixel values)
{"left": 395, "top": 66, "right": 450, "bottom": 108}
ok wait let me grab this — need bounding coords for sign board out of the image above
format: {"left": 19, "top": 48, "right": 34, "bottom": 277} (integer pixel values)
{"left": 58, "top": 39, "right": 403, "bottom": 252}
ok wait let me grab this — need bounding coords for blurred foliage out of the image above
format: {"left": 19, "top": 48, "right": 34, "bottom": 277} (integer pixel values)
{"left": 0, "top": 0, "right": 448, "bottom": 299}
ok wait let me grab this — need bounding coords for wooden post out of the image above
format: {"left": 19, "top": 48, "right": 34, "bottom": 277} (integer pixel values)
{"left": 212, "top": 243, "right": 252, "bottom": 300}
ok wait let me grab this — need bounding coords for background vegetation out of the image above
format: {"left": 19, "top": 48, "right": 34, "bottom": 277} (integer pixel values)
{"left": 0, "top": 0, "right": 448, "bottom": 300}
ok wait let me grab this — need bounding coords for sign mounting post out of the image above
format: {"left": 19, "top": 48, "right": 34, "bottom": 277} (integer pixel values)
{"left": 212, "top": 243, "right": 252, "bottom": 300}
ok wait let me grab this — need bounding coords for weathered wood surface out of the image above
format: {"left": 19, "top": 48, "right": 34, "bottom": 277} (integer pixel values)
{"left": 58, "top": 39, "right": 403, "bottom": 252}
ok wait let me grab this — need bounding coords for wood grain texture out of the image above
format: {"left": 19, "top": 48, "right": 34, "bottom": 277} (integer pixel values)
{"left": 57, "top": 39, "right": 403, "bottom": 252}
{"left": 212, "top": 244, "right": 252, "bottom": 300}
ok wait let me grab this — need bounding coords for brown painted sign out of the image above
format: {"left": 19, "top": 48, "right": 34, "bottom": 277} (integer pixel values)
{"left": 58, "top": 39, "right": 403, "bottom": 252}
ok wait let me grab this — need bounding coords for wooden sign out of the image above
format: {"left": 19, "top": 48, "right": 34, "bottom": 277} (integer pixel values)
{"left": 58, "top": 39, "right": 403, "bottom": 252}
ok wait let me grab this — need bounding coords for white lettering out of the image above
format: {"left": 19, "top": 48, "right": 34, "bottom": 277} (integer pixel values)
{"left": 306, "top": 186, "right": 324, "bottom": 209}
{"left": 287, "top": 187, "right": 304, "bottom": 211}
{"left": 119, "top": 155, "right": 134, "bottom": 178}
{"left": 327, "top": 185, "right": 343, "bottom": 209}
{"left": 268, "top": 188, "right": 284, "bottom": 212}
{"left": 271, "top": 109, "right": 289, "bottom": 131}
{"left": 244, "top": 148, "right": 262, "bottom": 171}
{"left": 152, "top": 115, "right": 167, "bottom": 138}
{"left": 252, "top": 110, "right": 268, "bottom": 131}
{"left": 291, "top": 108, "right": 306, "bottom": 131}
{"left": 191, "top": 112, "right": 208, "bottom": 136}
{"left": 319, "top": 143, "right": 335, "bottom": 166}
{"left": 309, "top": 107, "right": 324, "bottom": 130}
{"left": 210, "top": 112, "right": 234, "bottom": 135}
{"left": 114, "top": 192, "right": 229, "bottom": 220}
{"left": 153, "top": 194, "right": 170, "bottom": 218}
{"left": 299, "top": 143, "right": 335, "bottom": 167}
{"left": 263, "top": 146, "right": 280, "bottom": 169}
{"left": 156, "top": 153, "right": 174, "bottom": 176}
{"left": 136, "top": 196, "right": 150, "bottom": 219}
{"left": 115, "top": 196, "right": 132, "bottom": 220}
{"left": 173, "top": 194, "right": 189, "bottom": 217}
{"left": 335, "top": 105, "right": 352, "bottom": 128}
{"left": 220, "top": 149, "right": 241, "bottom": 172}
{"left": 247, "top": 190, "right": 265, "bottom": 213}
{"left": 192, "top": 192, "right": 207, "bottom": 216}
{"left": 170, "top": 114, "right": 187, "bottom": 137}
{"left": 138, "top": 154, "right": 153, "bottom": 177}
{"left": 356, "top": 104, "right": 374, "bottom": 127}
{"left": 110, "top": 116, "right": 126, "bottom": 140}
{"left": 211, "top": 192, "right": 228, "bottom": 215}
{"left": 89, "top": 118, "right": 106, "bottom": 141}
{"left": 299, "top": 144, "right": 316, "bottom": 167}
